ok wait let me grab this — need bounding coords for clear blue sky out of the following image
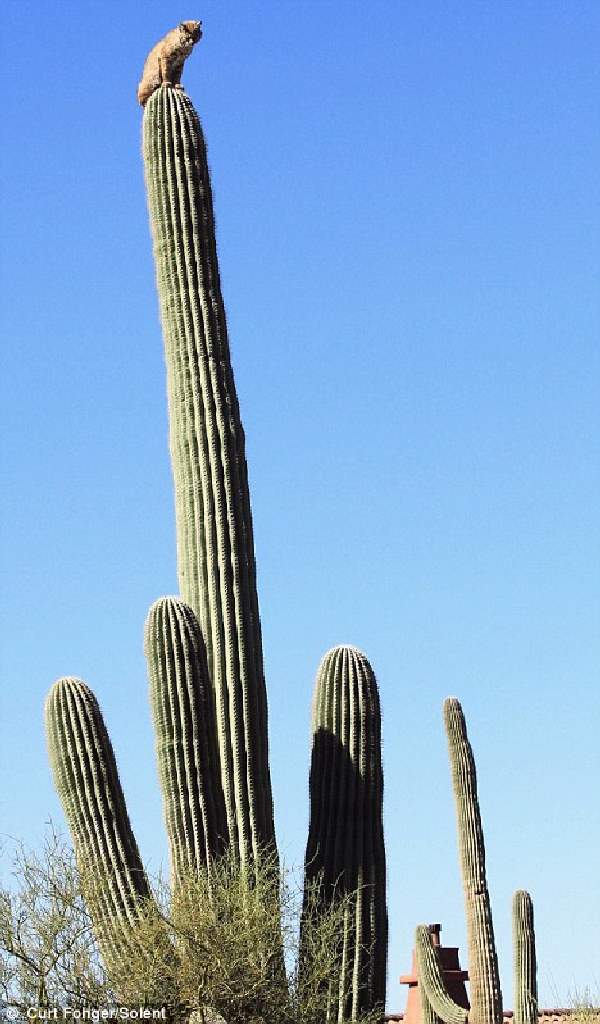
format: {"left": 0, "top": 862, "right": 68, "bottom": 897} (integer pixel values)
{"left": 1, "top": 0, "right": 599, "bottom": 1013}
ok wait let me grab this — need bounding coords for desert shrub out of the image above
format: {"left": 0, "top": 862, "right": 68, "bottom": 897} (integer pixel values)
{"left": 0, "top": 827, "right": 111, "bottom": 1012}
{"left": 0, "top": 830, "right": 382, "bottom": 1024}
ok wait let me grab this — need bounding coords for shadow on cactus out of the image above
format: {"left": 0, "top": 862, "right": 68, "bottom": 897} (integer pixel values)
{"left": 301, "top": 730, "right": 384, "bottom": 1017}
{"left": 301, "top": 647, "right": 387, "bottom": 1020}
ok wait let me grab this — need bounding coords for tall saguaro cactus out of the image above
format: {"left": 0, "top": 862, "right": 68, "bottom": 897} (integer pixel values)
{"left": 45, "top": 32, "right": 395, "bottom": 1014}
{"left": 142, "top": 85, "right": 275, "bottom": 866}
{"left": 302, "top": 645, "right": 387, "bottom": 1019}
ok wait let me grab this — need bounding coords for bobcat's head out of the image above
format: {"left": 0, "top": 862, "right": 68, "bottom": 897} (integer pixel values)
{"left": 180, "top": 20, "right": 203, "bottom": 44}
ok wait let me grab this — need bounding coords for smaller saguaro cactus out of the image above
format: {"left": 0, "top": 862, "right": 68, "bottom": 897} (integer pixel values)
{"left": 513, "top": 890, "right": 537, "bottom": 1024}
{"left": 144, "top": 596, "right": 229, "bottom": 885}
{"left": 444, "top": 697, "right": 502, "bottom": 1024}
{"left": 415, "top": 699, "right": 537, "bottom": 1024}
{"left": 415, "top": 925, "right": 468, "bottom": 1024}
{"left": 45, "top": 677, "right": 153, "bottom": 973}
{"left": 301, "top": 645, "right": 387, "bottom": 1020}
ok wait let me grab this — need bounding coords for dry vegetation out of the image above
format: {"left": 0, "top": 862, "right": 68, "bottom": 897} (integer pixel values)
{"left": 569, "top": 990, "right": 600, "bottom": 1024}
{"left": 0, "top": 829, "right": 382, "bottom": 1024}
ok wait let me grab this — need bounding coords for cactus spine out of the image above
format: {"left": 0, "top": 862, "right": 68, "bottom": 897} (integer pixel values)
{"left": 144, "top": 597, "right": 228, "bottom": 884}
{"left": 513, "top": 891, "right": 537, "bottom": 1024}
{"left": 142, "top": 86, "right": 274, "bottom": 866}
{"left": 444, "top": 697, "right": 502, "bottom": 1024}
{"left": 45, "top": 677, "right": 152, "bottom": 971}
{"left": 302, "top": 645, "right": 387, "bottom": 1019}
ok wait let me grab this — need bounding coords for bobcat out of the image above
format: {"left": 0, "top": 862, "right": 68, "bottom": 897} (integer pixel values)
{"left": 137, "top": 21, "right": 202, "bottom": 106}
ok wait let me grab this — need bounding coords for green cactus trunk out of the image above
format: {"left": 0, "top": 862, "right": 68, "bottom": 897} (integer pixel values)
{"left": 513, "top": 890, "right": 537, "bottom": 1024}
{"left": 443, "top": 698, "right": 502, "bottom": 1024}
{"left": 302, "top": 645, "right": 387, "bottom": 1019}
{"left": 145, "top": 596, "right": 229, "bottom": 885}
{"left": 45, "top": 677, "right": 152, "bottom": 973}
{"left": 142, "top": 86, "right": 275, "bottom": 866}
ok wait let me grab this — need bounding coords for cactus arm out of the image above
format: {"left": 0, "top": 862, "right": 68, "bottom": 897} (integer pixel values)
{"left": 144, "top": 596, "right": 228, "bottom": 883}
{"left": 415, "top": 925, "right": 469, "bottom": 1024}
{"left": 142, "top": 85, "right": 275, "bottom": 866}
{"left": 45, "top": 677, "right": 153, "bottom": 970}
{"left": 512, "top": 890, "right": 537, "bottom": 1024}
{"left": 302, "top": 645, "right": 387, "bottom": 1017}
{"left": 443, "top": 698, "right": 502, "bottom": 1024}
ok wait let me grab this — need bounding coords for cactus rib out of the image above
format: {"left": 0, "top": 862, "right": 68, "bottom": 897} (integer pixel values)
{"left": 142, "top": 85, "right": 274, "bottom": 865}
